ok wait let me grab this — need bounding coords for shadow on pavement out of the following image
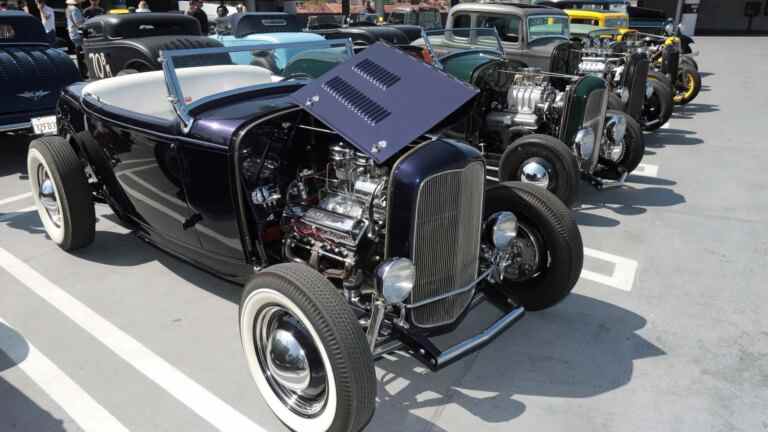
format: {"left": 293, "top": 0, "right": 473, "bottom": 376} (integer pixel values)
{"left": 574, "top": 179, "right": 685, "bottom": 227}
{"left": 671, "top": 103, "right": 720, "bottom": 119}
{"left": 71, "top": 229, "right": 243, "bottom": 304}
{"left": 369, "top": 294, "right": 665, "bottom": 430}
{"left": 645, "top": 128, "right": 704, "bottom": 148}
{"left": 0, "top": 323, "right": 67, "bottom": 432}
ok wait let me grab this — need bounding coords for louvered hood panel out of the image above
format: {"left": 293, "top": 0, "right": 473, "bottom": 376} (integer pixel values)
{"left": 290, "top": 42, "right": 479, "bottom": 163}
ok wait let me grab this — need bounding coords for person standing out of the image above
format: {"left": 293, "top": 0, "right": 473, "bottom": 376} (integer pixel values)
{"left": 136, "top": 0, "right": 150, "bottom": 12}
{"left": 35, "top": 0, "right": 56, "bottom": 45}
{"left": 187, "top": 0, "right": 208, "bottom": 34}
{"left": 215, "top": 0, "right": 228, "bottom": 18}
{"left": 65, "top": 0, "right": 87, "bottom": 77}
{"left": 83, "top": 0, "right": 104, "bottom": 19}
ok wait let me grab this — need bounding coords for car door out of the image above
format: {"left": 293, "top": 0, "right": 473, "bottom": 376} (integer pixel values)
{"left": 99, "top": 120, "right": 202, "bottom": 248}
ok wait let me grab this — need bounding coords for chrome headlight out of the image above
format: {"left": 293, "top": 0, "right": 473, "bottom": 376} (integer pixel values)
{"left": 375, "top": 258, "right": 415, "bottom": 304}
{"left": 575, "top": 128, "right": 596, "bottom": 160}
{"left": 484, "top": 211, "right": 518, "bottom": 251}
{"left": 605, "top": 114, "right": 627, "bottom": 144}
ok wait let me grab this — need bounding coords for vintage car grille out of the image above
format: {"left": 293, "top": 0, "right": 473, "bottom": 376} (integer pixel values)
{"left": 662, "top": 45, "right": 680, "bottom": 83}
{"left": 410, "top": 161, "right": 485, "bottom": 327}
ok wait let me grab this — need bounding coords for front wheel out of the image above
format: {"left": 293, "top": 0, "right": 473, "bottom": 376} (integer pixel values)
{"left": 641, "top": 78, "right": 673, "bottom": 132}
{"left": 239, "top": 263, "right": 376, "bottom": 432}
{"left": 498, "top": 134, "right": 580, "bottom": 208}
{"left": 595, "top": 110, "right": 645, "bottom": 180}
{"left": 483, "top": 182, "right": 583, "bottom": 310}
{"left": 673, "top": 65, "right": 702, "bottom": 105}
{"left": 27, "top": 136, "right": 95, "bottom": 251}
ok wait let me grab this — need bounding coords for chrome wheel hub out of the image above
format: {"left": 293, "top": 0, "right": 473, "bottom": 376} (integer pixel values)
{"left": 603, "top": 115, "right": 627, "bottom": 162}
{"left": 255, "top": 306, "right": 327, "bottom": 417}
{"left": 37, "top": 166, "right": 62, "bottom": 227}
{"left": 519, "top": 159, "right": 552, "bottom": 188}
{"left": 502, "top": 220, "right": 543, "bottom": 282}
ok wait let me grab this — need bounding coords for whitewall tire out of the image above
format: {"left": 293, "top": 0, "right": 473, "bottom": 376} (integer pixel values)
{"left": 27, "top": 136, "right": 95, "bottom": 251}
{"left": 239, "top": 263, "right": 376, "bottom": 432}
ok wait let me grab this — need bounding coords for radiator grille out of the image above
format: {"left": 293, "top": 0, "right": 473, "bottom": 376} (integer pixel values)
{"left": 410, "top": 161, "right": 485, "bottom": 327}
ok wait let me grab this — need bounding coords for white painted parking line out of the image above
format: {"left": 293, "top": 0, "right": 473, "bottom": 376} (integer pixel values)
{"left": 0, "top": 206, "right": 37, "bottom": 223}
{"left": 0, "top": 192, "right": 32, "bottom": 207}
{"left": 0, "top": 319, "right": 130, "bottom": 432}
{"left": 633, "top": 163, "right": 659, "bottom": 178}
{"left": 0, "top": 248, "right": 266, "bottom": 432}
{"left": 580, "top": 247, "right": 638, "bottom": 292}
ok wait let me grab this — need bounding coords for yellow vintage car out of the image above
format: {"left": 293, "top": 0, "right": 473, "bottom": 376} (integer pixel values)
{"left": 565, "top": 8, "right": 628, "bottom": 29}
{"left": 615, "top": 28, "right": 701, "bottom": 105}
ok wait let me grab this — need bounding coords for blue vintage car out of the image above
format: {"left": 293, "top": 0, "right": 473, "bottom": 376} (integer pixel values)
{"left": 0, "top": 11, "right": 79, "bottom": 135}
{"left": 211, "top": 12, "right": 325, "bottom": 71}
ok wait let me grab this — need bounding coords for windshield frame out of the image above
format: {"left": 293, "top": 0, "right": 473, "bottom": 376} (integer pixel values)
{"left": 527, "top": 15, "right": 571, "bottom": 42}
{"left": 161, "top": 39, "right": 354, "bottom": 132}
{"left": 421, "top": 27, "right": 504, "bottom": 66}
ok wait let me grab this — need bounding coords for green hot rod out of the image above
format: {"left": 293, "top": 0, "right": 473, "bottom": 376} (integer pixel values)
{"left": 415, "top": 28, "right": 645, "bottom": 207}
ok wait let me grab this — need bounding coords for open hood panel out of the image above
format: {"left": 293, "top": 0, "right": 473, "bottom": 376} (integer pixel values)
{"left": 290, "top": 42, "right": 479, "bottom": 164}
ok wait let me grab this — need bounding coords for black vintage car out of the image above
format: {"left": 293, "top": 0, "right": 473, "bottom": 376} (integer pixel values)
{"left": 28, "top": 40, "right": 583, "bottom": 431}
{"left": 0, "top": 11, "right": 79, "bottom": 135}
{"left": 81, "top": 12, "right": 222, "bottom": 79}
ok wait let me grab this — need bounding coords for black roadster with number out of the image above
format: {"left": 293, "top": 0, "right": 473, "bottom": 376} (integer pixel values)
{"left": 81, "top": 12, "right": 222, "bottom": 79}
{"left": 28, "top": 40, "right": 583, "bottom": 431}
{"left": 0, "top": 11, "right": 79, "bottom": 135}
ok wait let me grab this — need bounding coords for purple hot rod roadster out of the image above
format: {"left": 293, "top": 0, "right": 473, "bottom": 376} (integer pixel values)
{"left": 28, "top": 40, "right": 583, "bottom": 431}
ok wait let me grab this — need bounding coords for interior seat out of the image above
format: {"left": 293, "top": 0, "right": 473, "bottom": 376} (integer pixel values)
{"left": 82, "top": 64, "right": 281, "bottom": 121}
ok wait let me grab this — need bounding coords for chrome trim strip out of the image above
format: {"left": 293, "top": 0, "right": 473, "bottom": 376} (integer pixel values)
{"left": 0, "top": 122, "right": 31, "bottom": 132}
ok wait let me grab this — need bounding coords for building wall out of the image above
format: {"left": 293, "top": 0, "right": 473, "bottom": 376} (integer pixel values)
{"left": 642, "top": 0, "right": 768, "bottom": 34}
{"left": 696, "top": 0, "right": 768, "bottom": 34}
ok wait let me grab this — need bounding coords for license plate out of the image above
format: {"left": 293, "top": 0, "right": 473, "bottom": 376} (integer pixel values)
{"left": 31, "top": 116, "right": 58, "bottom": 135}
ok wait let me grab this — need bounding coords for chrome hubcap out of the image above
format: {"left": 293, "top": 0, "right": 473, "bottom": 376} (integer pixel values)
{"left": 519, "top": 159, "right": 552, "bottom": 188}
{"left": 37, "top": 165, "right": 62, "bottom": 227}
{"left": 603, "top": 115, "right": 627, "bottom": 162}
{"left": 255, "top": 306, "right": 327, "bottom": 417}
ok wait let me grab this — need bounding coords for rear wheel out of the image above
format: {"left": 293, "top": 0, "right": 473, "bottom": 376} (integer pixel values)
{"left": 483, "top": 182, "right": 583, "bottom": 310}
{"left": 594, "top": 110, "right": 645, "bottom": 180}
{"left": 27, "top": 136, "right": 95, "bottom": 251}
{"left": 239, "top": 264, "right": 376, "bottom": 432}
{"left": 498, "top": 134, "right": 580, "bottom": 208}
{"left": 673, "top": 65, "right": 702, "bottom": 105}
{"left": 641, "top": 78, "right": 673, "bottom": 132}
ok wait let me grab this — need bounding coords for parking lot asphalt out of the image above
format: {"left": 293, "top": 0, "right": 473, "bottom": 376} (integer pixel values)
{"left": 1, "top": 36, "right": 767, "bottom": 432}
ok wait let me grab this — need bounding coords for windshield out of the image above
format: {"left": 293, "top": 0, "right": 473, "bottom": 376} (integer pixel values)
{"left": 420, "top": 28, "right": 504, "bottom": 57}
{"left": 162, "top": 40, "right": 353, "bottom": 126}
{"left": 527, "top": 15, "right": 570, "bottom": 41}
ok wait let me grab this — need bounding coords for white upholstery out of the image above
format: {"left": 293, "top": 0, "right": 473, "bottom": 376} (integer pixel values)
{"left": 82, "top": 65, "right": 282, "bottom": 120}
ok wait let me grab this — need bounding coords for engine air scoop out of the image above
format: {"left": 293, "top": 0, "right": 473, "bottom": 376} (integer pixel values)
{"left": 290, "top": 42, "right": 479, "bottom": 164}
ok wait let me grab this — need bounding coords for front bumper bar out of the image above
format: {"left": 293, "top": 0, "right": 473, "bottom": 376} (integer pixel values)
{"left": 378, "top": 293, "right": 525, "bottom": 371}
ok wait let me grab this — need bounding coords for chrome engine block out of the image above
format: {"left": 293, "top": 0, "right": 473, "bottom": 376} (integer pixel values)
{"left": 486, "top": 69, "right": 563, "bottom": 134}
{"left": 284, "top": 142, "right": 389, "bottom": 277}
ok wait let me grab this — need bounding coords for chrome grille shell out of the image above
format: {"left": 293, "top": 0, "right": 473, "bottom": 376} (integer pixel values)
{"left": 409, "top": 161, "right": 485, "bottom": 327}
